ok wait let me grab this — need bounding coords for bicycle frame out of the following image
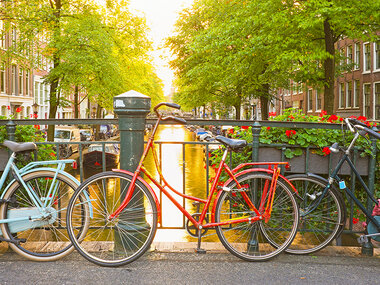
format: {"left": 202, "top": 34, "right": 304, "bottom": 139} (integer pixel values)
{"left": 109, "top": 114, "right": 292, "bottom": 231}
{"left": 0, "top": 152, "right": 80, "bottom": 226}
{"left": 307, "top": 150, "right": 380, "bottom": 231}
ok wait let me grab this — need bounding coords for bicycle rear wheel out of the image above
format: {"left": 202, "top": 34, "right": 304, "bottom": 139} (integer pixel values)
{"left": 0, "top": 170, "right": 89, "bottom": 261}
{"left": 286, "top": 174, "right": 346, "bottom": 254}
{"left": 67, "top": 171, "right": 158, "bottom": 267}
{"left": 215, "top": 172, "right": 299, "bottom": 261}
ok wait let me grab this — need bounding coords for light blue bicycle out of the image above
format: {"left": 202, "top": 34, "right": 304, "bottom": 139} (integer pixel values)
{"left": 0, "top": 140, "right": 90, "bottom": 261}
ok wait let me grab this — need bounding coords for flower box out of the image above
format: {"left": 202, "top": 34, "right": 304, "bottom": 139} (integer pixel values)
{"left": 258, "top": 147, "right": 369, "bottom": 175}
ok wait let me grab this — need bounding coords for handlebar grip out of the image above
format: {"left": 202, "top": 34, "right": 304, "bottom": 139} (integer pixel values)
{"left": 153, "top": 102, "right": 181, "bottom": 111}
{"left": 162, "top": 116, "right": 187, "bottom": 124}
{"left": 165, "top": 103, "right": 181, "bottom": 110}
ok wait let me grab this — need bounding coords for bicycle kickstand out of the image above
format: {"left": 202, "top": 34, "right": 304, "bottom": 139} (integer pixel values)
{"left": 196, "top": 226, "right": 206, "bottom": 254}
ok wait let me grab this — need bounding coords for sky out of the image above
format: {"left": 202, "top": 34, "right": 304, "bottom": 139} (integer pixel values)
{"left": 128, "top": 0, "right": 194, "bottom": 97}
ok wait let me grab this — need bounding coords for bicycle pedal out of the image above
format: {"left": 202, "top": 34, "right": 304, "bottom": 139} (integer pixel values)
{"left": 196, "top": 248, "right": 206, "bottom": 254}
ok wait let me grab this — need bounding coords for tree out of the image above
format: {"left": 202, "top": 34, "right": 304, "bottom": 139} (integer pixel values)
{"left": 1, "top": 0, "right": 163, "bottom": 140}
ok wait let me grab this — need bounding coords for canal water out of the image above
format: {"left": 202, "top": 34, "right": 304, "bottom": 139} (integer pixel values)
{"left": 74, "top": 125, "right": 215, "bottom": 242}
{"left": 72, "top": 124, "right": 359, "bottom": 245}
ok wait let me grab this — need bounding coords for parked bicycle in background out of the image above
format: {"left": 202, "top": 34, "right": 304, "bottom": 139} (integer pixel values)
{"left": 0, "top": 140, "right": 90, "bottom": 261}
{"left": 286, "top": 118, "right": 380, "bottom": 254}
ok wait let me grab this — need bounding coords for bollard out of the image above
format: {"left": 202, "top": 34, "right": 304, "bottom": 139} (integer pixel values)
{"left": 113, "top": 90, "right": 151, "bottom": 251}
{"left": 113, "top": 90, "right": 151, "bottom": 172}
{"left": 6, "top": 120, "right": 16, "bottom": 142}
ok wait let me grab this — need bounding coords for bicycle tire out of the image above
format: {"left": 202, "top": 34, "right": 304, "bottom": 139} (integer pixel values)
{"left": 66, "top": 171, "right": 158, "bottom": 267}
{"left": 285, "top": 174, "right": 346, "bottom": 254}
{"left": 215, "top": 172, "right": 299, "bottom": 261}
{"left": 0, "top": 170, "right": 90, "bottom": 261}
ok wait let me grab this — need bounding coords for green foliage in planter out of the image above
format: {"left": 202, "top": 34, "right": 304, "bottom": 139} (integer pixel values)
{"left": 0, "top": 116, "right": 55, "bottom": 163}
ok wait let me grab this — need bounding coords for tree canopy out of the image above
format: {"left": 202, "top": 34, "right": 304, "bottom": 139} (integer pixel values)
{"left": 167, "top": 0, "right": 380, "bottom": 119}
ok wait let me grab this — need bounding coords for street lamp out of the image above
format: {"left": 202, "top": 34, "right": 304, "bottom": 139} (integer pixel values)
{"left": 32, "top": 102, "right": 39, "bottom": 119}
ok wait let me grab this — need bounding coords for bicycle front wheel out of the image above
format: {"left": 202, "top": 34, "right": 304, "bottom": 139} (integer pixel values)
{"left": 67, "top": 171, "right": 158, "bottom": 267}
{"left": 0, "top": 170, "right": 89, "bottom": 261}
{"left": 286, "top": 174, "right": 345, "bottom": 254}
{"left": 215, "top": 172, "right": 299, "bottom": 261}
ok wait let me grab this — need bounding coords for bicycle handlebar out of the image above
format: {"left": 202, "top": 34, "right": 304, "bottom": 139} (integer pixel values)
{"left": 345, "top": 118, "right": 380, "bottom": 140}
{"left": 162, "top": 116, "right": 187, "bottom": 124}
{"left": 153, "top": 102, "right": 187, "bottom": 125}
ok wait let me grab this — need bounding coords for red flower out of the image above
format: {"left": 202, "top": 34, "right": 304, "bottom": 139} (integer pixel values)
{"left": 7, "top": 106, "right": 10, "bottom": 110}
{"left": 228, "top": 128, "right": 234, "bottom": 134}
{"left": 266, "top": 127, "right": 271, "bottom": 131}
{"left": 357, "top": 116, "right": 367, "bottom": 122}
{"left": 285, "top": 130, "right": 296, "bottom": 137}
{"left": 327, "top": 115, "right": 338, "bottom": 123}
{"left": 322, "top": 147, "right": 331, "bottom": 156}
{"left": 269, "top": 112, "right": 276, "bottom": 117}
{"left": 15, "top": 107, "right": 21, "bottom": 113}
{"left": 319, "top": 110, "right": 327, "bottom": 117}
{"left": 352, "top": 218, "right": 359, "bottom": 224}
{"left": 241, "top": 126, "right": 249, "bottom": 130}
{"left": 233, "top": 203, "right": 238, "bottom": 207}
{"left": 288, "top": 115, "right": 295, "bottom": 120}
{"left": 339, "top": 118, "right": 343, "bottom": 122}
{"left": 33, "top": 113, "right": 38, "bottom": 119}
{"left": 33, "top": 125, "right": 40, "bottom": 130}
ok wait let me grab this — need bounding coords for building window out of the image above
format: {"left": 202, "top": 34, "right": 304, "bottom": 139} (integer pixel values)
{"left": 316, "top": 90, "right": 321, "bottom": 111}
{"left": 340, "top": 48, "right": 345, "bottom": 67}
{"left": 339, "top": 83, "right": 345, "bottom": 109}
{"left": 353, "top": 80, "right": 359, "bottom": 108}
{"left": 19, "top": 68, "right": 23, "bottom": 95}
{"left": 25, "top": 70, "right": 30, "bottom": 96}
{"left": 376, "top": 83, "right": 380, "bottom": 120}
{"left": 307, "top": 89, "right": 313, "bottom": 112}
{"left": 39, "top": 83, "right": 44, "bottom": 105}
{"left": 354, "top": 42, "right": 360, "bottom": 70}
{"left": 346, "top": 81, "right": 352, "bottom": 108}
{"left": 34, "top": 82, "right": 39, "bottom": 104}
{"left": 364, "top": 84, "right": 371, "bottom": 118}
{"left": 347, "top": 45, "right": 353, "bottom": 67}
{"left": 0, "top": 20, "right": 5, "bottom": 49}
{"left": 0, "top": 62, "right": 5, "bottom": 93}
{"left": 375, "top": 41, "right": 380, "bottom": 71}
{"left": 363, "top": 42, "right": 371, "bottom": 72}
{"left": 11, "top": 65, "right": 17, "bottom": 95}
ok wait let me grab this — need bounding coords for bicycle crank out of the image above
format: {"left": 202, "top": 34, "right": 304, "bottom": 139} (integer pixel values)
{"left": 185, "top": 214, "right": 209, "bottom": 237}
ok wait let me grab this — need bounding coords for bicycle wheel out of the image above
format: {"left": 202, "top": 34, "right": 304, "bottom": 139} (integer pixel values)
{"left": 0, "top": 170, "right": 90, "bottom": 261}
{"left": 215, "top": 172, "right": 299, "bottom": 261}
{"left": 286, "top": 174, "right": 346, "bottom": 254}
{"left": 67, "top": 171, "right": 158, "bottom": 267}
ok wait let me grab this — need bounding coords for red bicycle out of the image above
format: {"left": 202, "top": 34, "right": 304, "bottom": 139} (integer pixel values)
{"left": 66, "top": 103, "right": 299, "bottom": 267}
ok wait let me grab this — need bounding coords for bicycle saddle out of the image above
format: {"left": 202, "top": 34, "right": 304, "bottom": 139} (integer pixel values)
{"left": 3, "top": 140, "right": 37, "bottom": 152}
{"left": 215, "top": 136, "right": 247, "bottom": 151}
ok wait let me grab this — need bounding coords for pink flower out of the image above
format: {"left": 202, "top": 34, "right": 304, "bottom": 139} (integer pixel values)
{"left": 322, "top": 147, "right": 331, "bottom": 156}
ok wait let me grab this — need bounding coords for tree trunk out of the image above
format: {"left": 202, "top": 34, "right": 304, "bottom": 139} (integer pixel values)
{"left": 74, "top": 85, "right": 79, "bottom": 118}
{"left": 323, "top": 18, "right": 335, "bottom": 115}
{"left": 259, "top": 84, "right": 270, "bottom": 120}
{"left": 47, "top": 0, "right": 62, "bottom": 142}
